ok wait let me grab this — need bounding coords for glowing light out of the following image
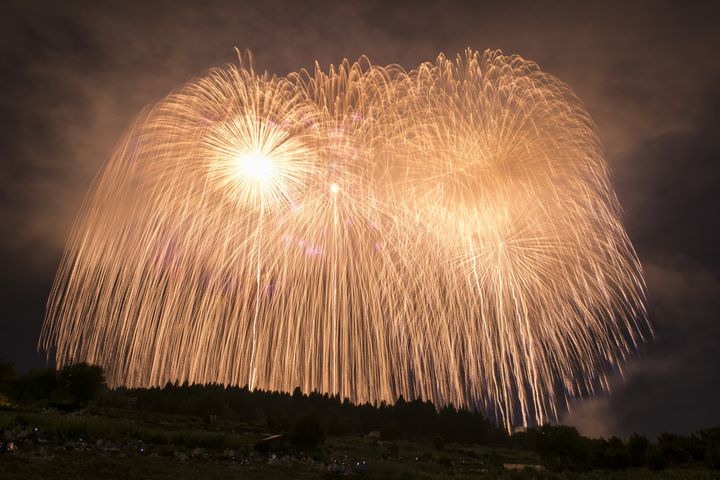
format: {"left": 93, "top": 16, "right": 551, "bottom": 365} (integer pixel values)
{"left": 40, "top": 49, "right": 649, "bottom": 431}
{"left": 237, "top": 150, "right": 274, "bottom": 183}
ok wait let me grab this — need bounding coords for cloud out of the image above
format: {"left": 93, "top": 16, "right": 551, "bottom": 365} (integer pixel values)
{"left": 566, "top": 100, "right": 720, "bottom": 435}
{"left": 563, "top": 397, "right": 617, "bottom": 439}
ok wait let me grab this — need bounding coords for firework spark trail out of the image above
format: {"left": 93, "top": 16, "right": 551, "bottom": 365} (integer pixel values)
{"left": 41, "top": 49, "right": 648, "bottom": 430}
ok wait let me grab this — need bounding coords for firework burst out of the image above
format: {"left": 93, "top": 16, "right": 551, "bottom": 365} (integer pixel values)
{"left": 41, "top": 49, "right": 648, "bottom": 430}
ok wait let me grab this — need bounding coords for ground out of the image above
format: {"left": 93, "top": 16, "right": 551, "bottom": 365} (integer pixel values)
{"left": 0, "top": 409, "right": 718, "bottom": 479}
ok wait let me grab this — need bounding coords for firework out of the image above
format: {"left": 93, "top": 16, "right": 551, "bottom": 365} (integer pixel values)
{"left": 41, "top": 49, "right": 648, "bottom": 430}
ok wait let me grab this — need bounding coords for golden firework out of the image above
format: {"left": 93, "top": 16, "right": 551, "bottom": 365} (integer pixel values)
{"left": 41, "top": 49, "right": 648, "bottom": 430}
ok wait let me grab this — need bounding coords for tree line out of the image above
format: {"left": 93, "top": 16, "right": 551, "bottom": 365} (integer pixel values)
{"left": 1, "top": 358, "right": 718, "bottom": 471}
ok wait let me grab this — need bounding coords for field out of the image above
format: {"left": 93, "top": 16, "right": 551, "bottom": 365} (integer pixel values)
{"left": 1, "top": 409, "right": 718, "bottom": 480}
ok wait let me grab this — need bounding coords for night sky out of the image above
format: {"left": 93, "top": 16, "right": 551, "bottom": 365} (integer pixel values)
{"left": 1, "top": 0, "right": 719, "bottom": 438}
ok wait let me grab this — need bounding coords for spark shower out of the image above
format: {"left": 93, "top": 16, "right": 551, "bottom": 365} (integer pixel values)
{"left": 41, "top": 49, "right": 648, "bottom": 430}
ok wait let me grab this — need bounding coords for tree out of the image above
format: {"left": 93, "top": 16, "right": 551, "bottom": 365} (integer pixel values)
{"left": 590, "top": 436, "right": 630, "bottom": 470}
{"left": 657, "top": 433, "right": 693, "bottom": 465}
{"left": 13, "top": 368, "right": 57, "bottom": 404}
{"left": 699, "top": 427, "right": 720, "bottom": 469}
{"left": 0, "top": 358, "right": 17, "bottom": 394}
{"left": 627, "top": 433, "right": 650, "bottom": 467}
{"left": 57, "top": 363, "right": 106, "bottom": 408}
{"left": 646, "top": 444, "right": 668, "bottom": 471}
{"left": 0, "top": 358, "right": 17, "bottom": 407}
{"left": 380, "top": 419, "right": 400, "bottom": 440}
{"left": 532, "top": 425, "right": 591, "bottom": 471}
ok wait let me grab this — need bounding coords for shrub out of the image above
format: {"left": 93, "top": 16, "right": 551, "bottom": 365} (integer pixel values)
{"left": 289, "top": 411, "right": 325, "bottom": 446}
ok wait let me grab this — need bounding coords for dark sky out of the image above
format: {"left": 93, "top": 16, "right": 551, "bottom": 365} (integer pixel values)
{"left": 1, "top": 0, "right": 719, "bottom": 438}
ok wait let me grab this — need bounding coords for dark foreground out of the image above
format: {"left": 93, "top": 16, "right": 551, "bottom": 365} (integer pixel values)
{"left": 1, "top": 362, "right": 720, "bottom": 478}
{"left": 1, "top": 409, "right": 718, "bottom": 480}
{"left": 3, "top": 448, "right": 718, "bottom": 480}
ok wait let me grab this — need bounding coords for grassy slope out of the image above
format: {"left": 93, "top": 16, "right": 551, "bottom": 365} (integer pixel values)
{"left": 0, "top": 410, "right": 718, "bottom": 479}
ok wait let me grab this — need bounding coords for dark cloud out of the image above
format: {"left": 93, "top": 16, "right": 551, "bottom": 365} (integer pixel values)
{"left": 616, "top": 98, "right": 720, "bottom": 270}
{"left": 1, "top": 0, "right": 718, "bottom": 436}
{"left": 566, "top": 260, "right": 720, "bottom": 438}
{"left": 577, "top": 102, "right": 720, "bottom": 437}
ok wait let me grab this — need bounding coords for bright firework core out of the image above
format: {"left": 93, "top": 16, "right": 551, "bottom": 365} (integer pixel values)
{"left": 236, "top": 150, "right": 274, "bottom": 183}
{"left": 40, "top": 49, "right": 649, "bottom": 431}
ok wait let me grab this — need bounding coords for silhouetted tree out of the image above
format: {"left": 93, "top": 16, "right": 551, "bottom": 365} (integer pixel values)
{"left": 12, "top": 368, "right": 57, "bottom": 404}
{"left": 380, "top": 419, "right": 400, "bottom": 440}
{"left": 325, "top": 412, "right": 350, "bottom": 436}
{"left": 0, "top": 358, "right": 16, "bottom": 394}
{"left": 57, "top": 362, "right": 105, "bottom": 408}
{"left": 646, "top": 444, "right": 668, "bottom": 471}
{"left": 590, "top": 436, "right": 629, "bottom": 470}
{"left": 699, "top": 427, "right": 720, "bottom": 469}
{"left": 627, "top": 433, "right": 650, "bottom": 467}
{"left": 658, "top": 432, "right": 693, "bottom": 465}
{"left": 532, "top": 425, "right": 591, "bottom": 471}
